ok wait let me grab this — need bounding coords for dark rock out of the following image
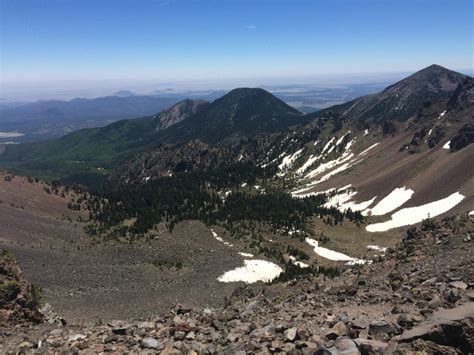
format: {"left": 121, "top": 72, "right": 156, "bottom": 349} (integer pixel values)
{"left": 368, "top": 320, "right": 399, "bottom": 337}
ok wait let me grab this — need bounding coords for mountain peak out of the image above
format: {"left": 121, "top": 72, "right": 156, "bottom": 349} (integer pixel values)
{"left": 215, "top": 87, "right": 300, "bottom": 114}
{"left": 339, "top": 66, "right": 468, "bottom": 123}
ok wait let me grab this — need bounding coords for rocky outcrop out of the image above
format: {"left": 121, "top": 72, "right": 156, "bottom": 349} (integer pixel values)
{"left": 156, "top": 99, "right": 209, "bottom": 130}
{"left": 0, "top": 250, "right": 43, "bottom": 326}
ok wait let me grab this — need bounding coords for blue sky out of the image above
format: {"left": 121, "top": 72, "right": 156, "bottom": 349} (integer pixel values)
{"left": 1, "top": 0, "right": 472, "bottom": 83}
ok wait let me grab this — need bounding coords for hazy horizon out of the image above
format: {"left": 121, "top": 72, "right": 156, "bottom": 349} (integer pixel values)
{"left": 1, "top": 0, "right": 472, "bottom": 102}
{"left": 2, "top": 66, "right": 473, "bottom": 103}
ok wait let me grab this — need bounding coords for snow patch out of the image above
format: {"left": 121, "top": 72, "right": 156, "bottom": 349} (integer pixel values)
{"left": 288, "top": 256, "right": 309, "bottom": 268}
{"left": 239, "top": 252, "right": 254, "bottom": 258}
{"left": 358, "top": 143, "right": 379, "bottom": 156}
{"left": 321, "top": 138, "right": 335, "bottom": 155}
{"left": 443, "top": 140, "right": 451, "bottom": 150}
{"left": 278, "top": 148, "right": 304, "bottom": 171}
{"left": 218, "top": 260, "right": 283, "bottom": 283}
{"left": 305, "top": 238, "right": 366, "bottom": 265}
{"left": 296, "top": 155, "right": 319, "bottom": 174}
{"left": 335, "top": 131, "right": 350, "bottom": 146}
{"left": 211, "top": 229, "right": 233, "bottom": 247}
{"left": 366, "top": 192, "right": 465, "bottom": 232}
{"left": 365, "top": 187, "right": 414, "bottom": 216}
{"left": 367, "top": 245, "right": 387, "bottom": 253}
{"left": 323, "top": 188, "right": 376, "bottom": 212}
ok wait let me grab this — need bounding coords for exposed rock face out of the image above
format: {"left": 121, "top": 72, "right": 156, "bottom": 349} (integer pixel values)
{"left": 397, "top": 302, "right": 474, "bottom": 354}
{"left": 1, "top": 215, "right": 472, "bottom": 353}
{"left": 155, "top": 99, "right": 209, "bottom": 130}
{"left": 450, "top": 123, "right": 474, "bottom": 151}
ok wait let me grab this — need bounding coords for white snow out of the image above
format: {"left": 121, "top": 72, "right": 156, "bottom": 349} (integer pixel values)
{"left": 323, "top": 188, "right": 376, "bottom": 212}
{"left": 292, "top": 182, "right": 353, "bottom": 199}
{"left": 314, "top": 160, "right": 355, "bottom": 184}
{"left": 296, "top": 155, "right": 319, "bottom": 174}
{"left": 288, "top": 256, "right": 309, "bottom": 268}
{"left": 305, "top": 238, "right": 366, "bottom": 265}
{"left": 278, "top": 148, "right": 304, "bottom": 171}
{"left": 469, "top": 211, "right": 474, "bottom": 217}
{"left": 366, "top": 192, "right": 465, "bottom": 232}
{"left": 241, "top": 182, "right": 247, "bottom": 187}
{"left": 325, "top": 144, "right": 336, "bottom": 155}
{"left": 288, "top": 229, "right": 302, "bottom": 235}
{"left": 438, "top": 110, "right": 446, "bottom": 119}
{"left": 363, "top": 129, "right": 369, "bottom": 136}
{"left": 314, "top": 140, "right": 320, "bottom": 146}
{"left": 239, "top": 252, "right": 254, "bottom": 258}
{"left": 443, "top": 140, "right": 451, "bottom": 150}
{"left": 304, "top": 151, "right": 354, "bottom": 180}
{"left": 217, "top": 260, "right": 283, "bottom": 283}
{"left": 324, "top": 190, "right": 357, "bottom": 208}
{"left": 210, "top": 229, "right": 233, "bottom": 247}
{"left": 335, "top": 131, "right": 350, "bottom": 146}
{"left": 367, "top": 245, "right": 387, "bottom": 253}
{"left": 358, "top": 143, "right": 379, "bottom": 156}
{"left": 321, "top": 138, "right": 335, "bottom": 155}
{"left": 365, "top": 187, "right": 414, "bottom": 216}
{"left": 143, "top": 176, "right": 150, "bottom": 182}
{"left": 344, "top": 196, "right": 378, "bottom": 211}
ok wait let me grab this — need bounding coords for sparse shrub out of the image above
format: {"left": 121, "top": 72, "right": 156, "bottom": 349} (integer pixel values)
{"left": 0, "top": 281, "right": 21, "bottom": 305}
{"left": 150, "top": 259, "right": 183, "bottom": 270}
{"left": 0, "top": 250, "right": 16, "bottom": 262}
{"left": 421, "top": 217, "right": 438, "bottom": 231}
{"left": 25, "top": 284, "right": 42, "bottom": 310}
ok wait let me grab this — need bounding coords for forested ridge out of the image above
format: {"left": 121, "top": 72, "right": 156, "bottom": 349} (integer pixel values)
{"left": 84, "top": 161, "right": 363, "bottom": 240}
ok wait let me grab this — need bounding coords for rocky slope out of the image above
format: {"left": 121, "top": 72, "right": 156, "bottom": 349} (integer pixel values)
{"left": 1, "top": 214, "right": 472, "bottom": 353}
{"left": 328, "top": 64, "right": 469, "bottom": 124}
{"left": 155, "top": 99, "right": 209, "bottom": 130}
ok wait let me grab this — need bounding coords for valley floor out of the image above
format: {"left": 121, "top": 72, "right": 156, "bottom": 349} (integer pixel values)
{"left": 1, "top": 214, "right": 473, "bottom": 353}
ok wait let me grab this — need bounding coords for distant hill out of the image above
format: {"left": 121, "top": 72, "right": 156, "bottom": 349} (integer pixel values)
{"left": 0, "top": 95, "right": 184, "bottom": 141}
{"left": 155, "top": 88, "right": 306, "bottom": 145}
{"left": 111, "top": 90, "right": 136, "bottom": 97}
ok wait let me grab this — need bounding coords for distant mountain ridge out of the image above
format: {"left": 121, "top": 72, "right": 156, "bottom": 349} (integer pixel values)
{"left": 0, "top": 64, "right": 472, "bottom": 187}
{"left": 0, "top": 95, "right": 184, "bottom": 141}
